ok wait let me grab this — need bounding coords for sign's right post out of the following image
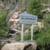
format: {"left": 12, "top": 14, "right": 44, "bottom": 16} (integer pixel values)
{"left": 31, "top": 24, "right": 34, "bottom": 41}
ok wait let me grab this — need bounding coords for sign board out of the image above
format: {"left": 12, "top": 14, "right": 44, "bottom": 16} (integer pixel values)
{"left": 20, "top": 12, "right": 38, "bottom": 24}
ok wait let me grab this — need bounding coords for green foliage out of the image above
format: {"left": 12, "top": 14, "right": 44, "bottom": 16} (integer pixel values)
{"left": 16, "top": 33, "right": 31, "bottom": 41}
{"left": 34, "top": 22, "right": 50, "bottom": 50}
{"left": 27, "top": 0, "right": 43, "bottom": 16}
{"left": 35, "top": 30, "right": 50, "bottom": 45}
{"left": 24, "top": 33, "right": 31, "bottom": 40}
{"left": 0, "top": 10, "right": 8, "bottom": 37}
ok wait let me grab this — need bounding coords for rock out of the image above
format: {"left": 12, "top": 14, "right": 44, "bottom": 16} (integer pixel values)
{"left": 2, "top": 41, "right": 37, "bottom": 50}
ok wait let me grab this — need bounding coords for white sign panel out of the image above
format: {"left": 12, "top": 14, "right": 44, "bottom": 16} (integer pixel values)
{"left": 20, "top": 12, "right": 38, "bottom": 24}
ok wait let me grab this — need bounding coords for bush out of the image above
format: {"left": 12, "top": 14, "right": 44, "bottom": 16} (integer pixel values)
{"left": 0, "top": 10, "right": 8, "bottom": 37}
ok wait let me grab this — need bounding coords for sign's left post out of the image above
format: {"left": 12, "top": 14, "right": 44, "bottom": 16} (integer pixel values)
{"left": 21, "top": 24, "right": 24, "bottom": 42}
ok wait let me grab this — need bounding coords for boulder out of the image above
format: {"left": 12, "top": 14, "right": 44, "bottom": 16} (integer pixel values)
{"left": 2, "top": 41, "right": 37, "bottom": 50}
